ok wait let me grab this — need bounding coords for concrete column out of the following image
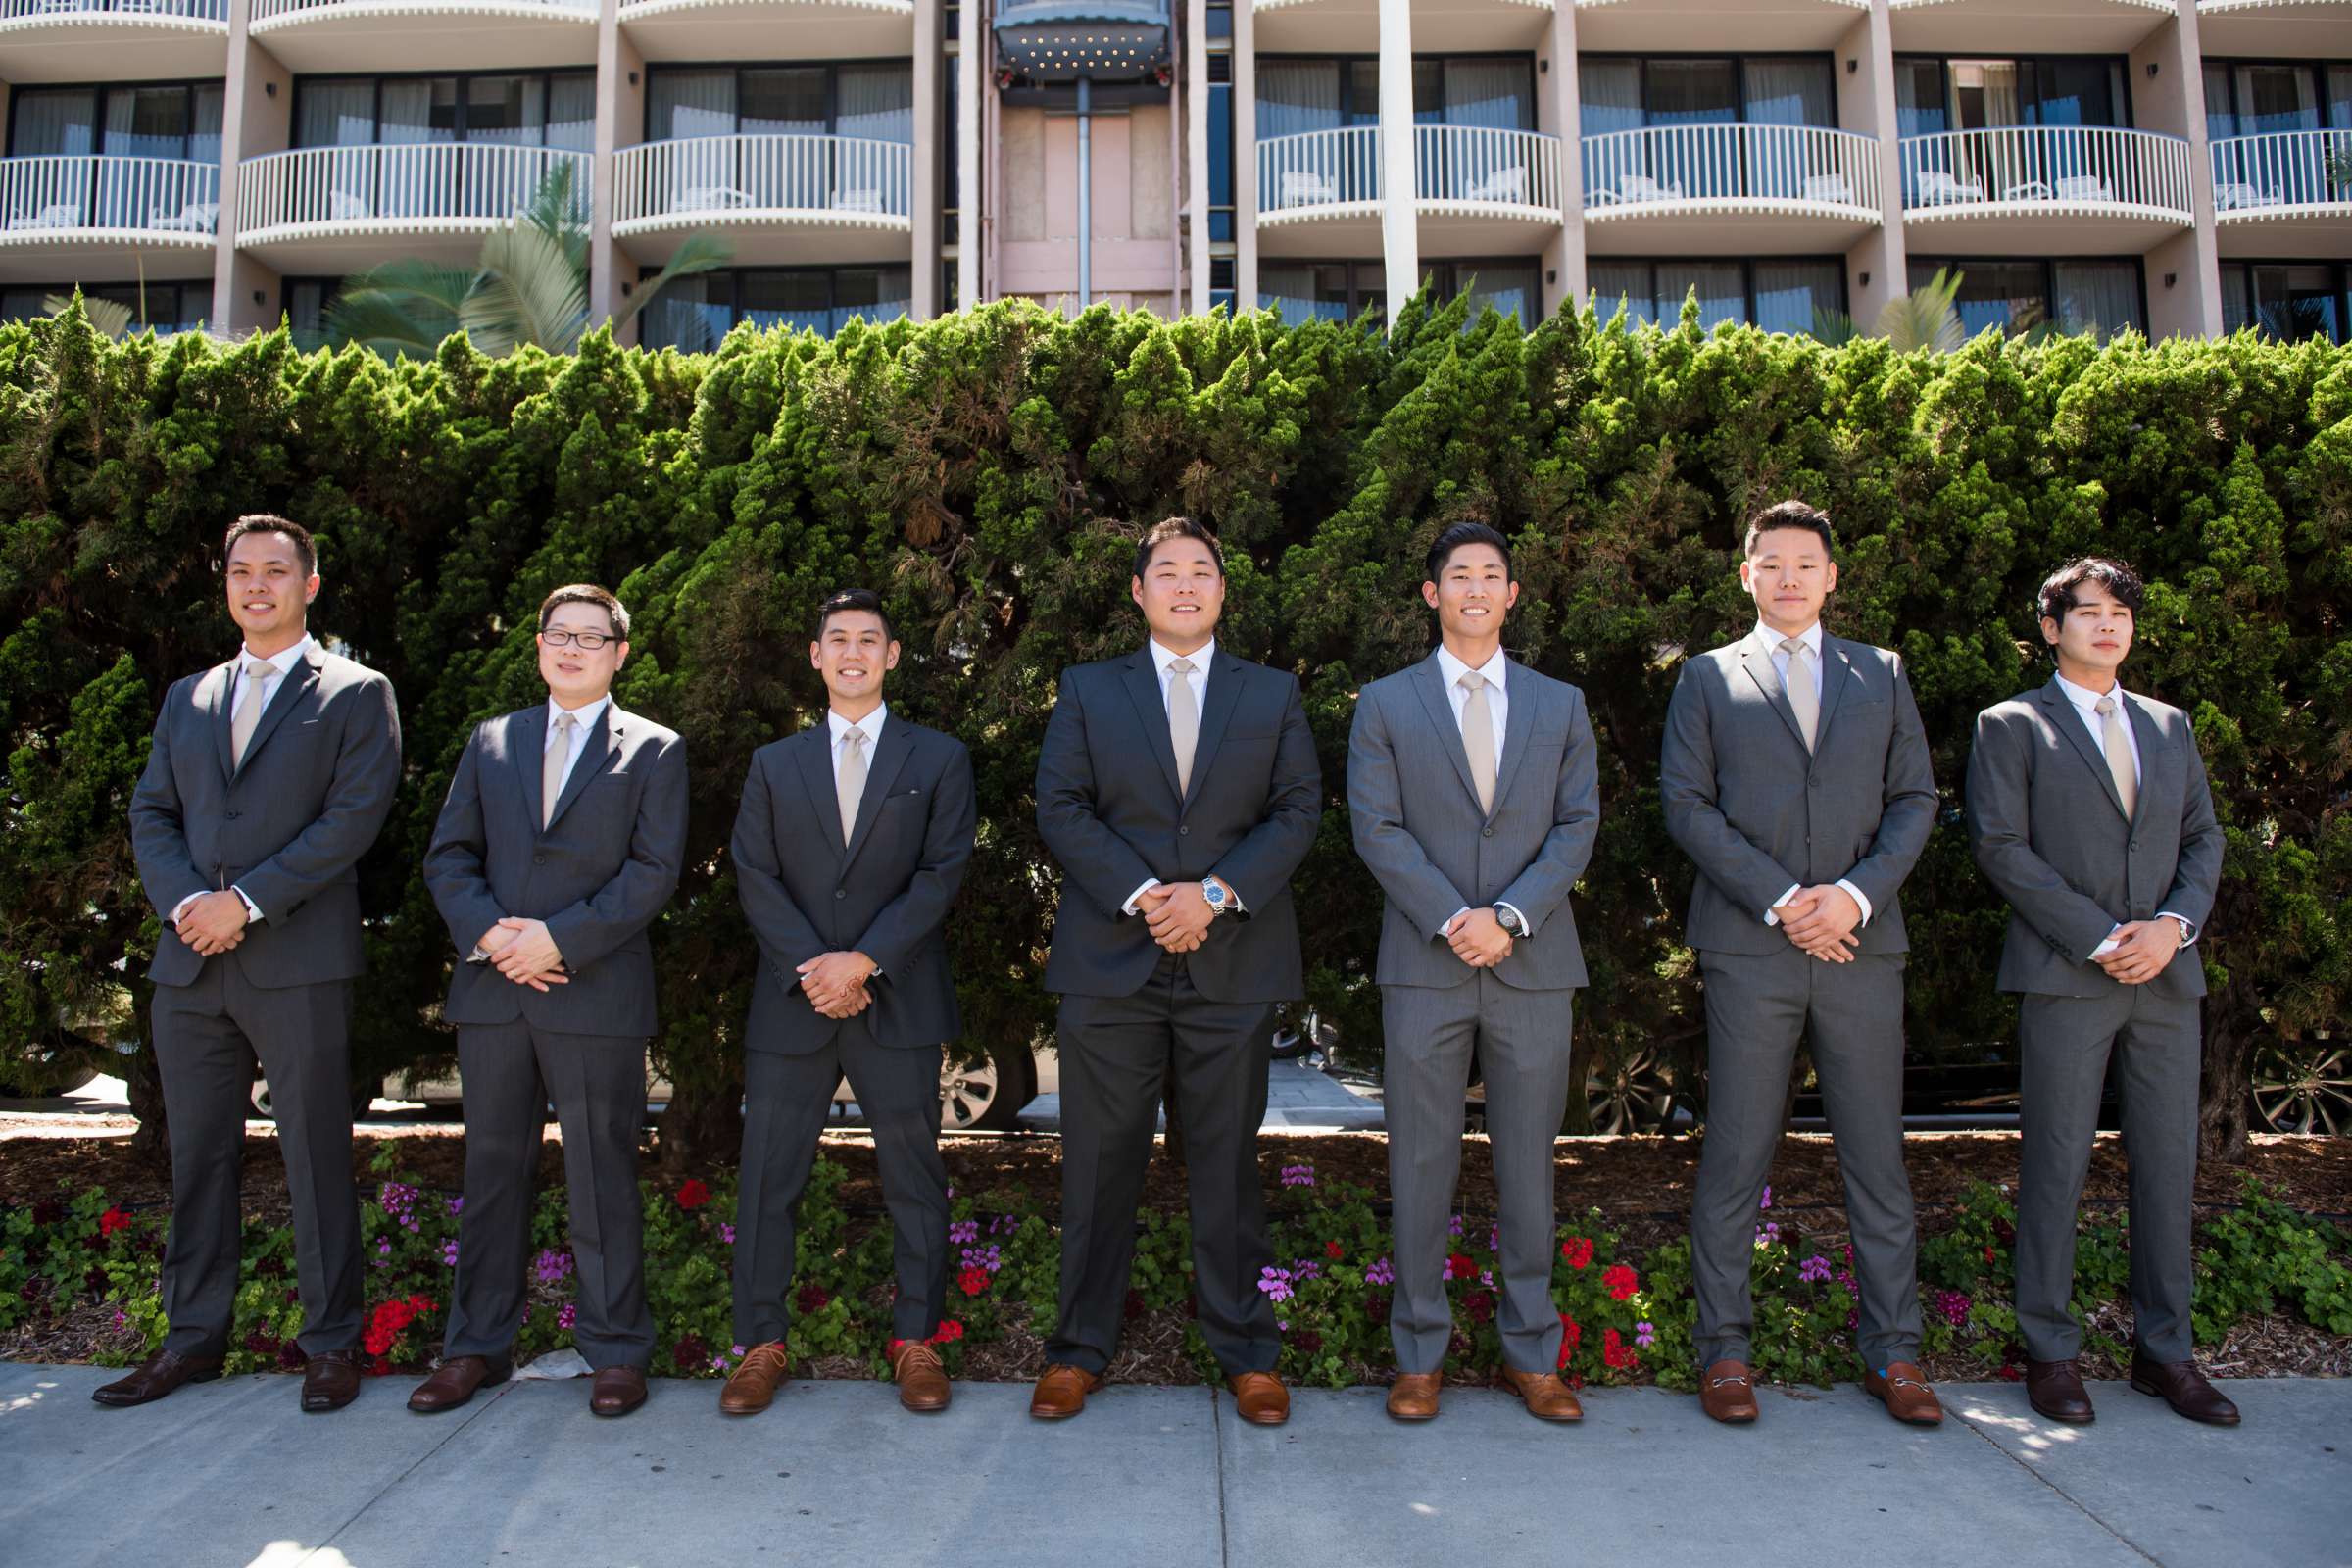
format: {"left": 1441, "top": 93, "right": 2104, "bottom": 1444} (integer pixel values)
{"left": 591, "top": 8, "right": 644, "bottom": 343}
{"left": 960, "top": 0, "right": 984, "bottom": 307}
{"left": 1837, "top": 1, "right": 1906, "bottom": 329}
{"left": 2131, "top": 5, "right": 2222, "bottom": 340}
{"left": 1376, "top": 0, "right": 1415, "bottom": 316}
{"left": 1186, "top": 0, "right": 1210, "bottom": 314}
{"left": 1537, "top": 2, "right": 1583, "bottom": 318}
{"left": 215, "top": 3, "right": 290, "bottom": 334}
{"left": 1233, "top": 0, "right": 1255, "bottom": 312}
{"left": 912, "top": 0, "right": 942, "bottom": 317}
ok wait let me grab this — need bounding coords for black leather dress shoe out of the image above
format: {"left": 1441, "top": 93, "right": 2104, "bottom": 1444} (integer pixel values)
{"left": 2026, "top": 1358, "right": 2095, "bottom": 1423}
{"left": 301, "top": 1348, "right": 367, "bottom": 1412}
{"left": 2131, "top": 1355, "right": 2241, "bottom": 1426}
{"left": 91, "top": 1349, "right": 223, "bottom": 1408}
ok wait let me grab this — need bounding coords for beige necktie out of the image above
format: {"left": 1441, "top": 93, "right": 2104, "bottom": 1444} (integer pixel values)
{"left": 2095, "top": 696, "right": 2137, "bottom": 819}
{"left": 1167, "top": 658, "right": 1200, "bottom": 796}
{"left": 838, "top": 726, "right": 868, "bottom": 844}
{"left": 230, "top": 657, "right": 273, "bottom": 766}
{"left": 543, "top": 710, "right": 576, "bottom": 828}
{"left": 1779, "top": 637, "right": 1819, "bottom": 753}
{"left": 1459, "top": 671, "right": 1496, "bottom": 814}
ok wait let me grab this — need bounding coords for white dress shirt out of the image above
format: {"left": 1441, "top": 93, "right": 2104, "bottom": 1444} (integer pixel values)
{"left": 545, "top": 692, "right": 612, "bottom": 797}
{"left": 171, "top": 633, "right": 315, "bottom": 927}
{"left": 1752, "top": 622, "right": 1875, "bottom": 931}
{"left": 1431, "top": 643, "right": 1527, "bottom": 940}
{"left": 2052, "top": 672, "right": 2196, "bottom": 954}
{"left": 1123, "top": 638, "right": 1240, "bottom": 916}
{"left": 828, "top": 701, "right": 887, "bottom": 788}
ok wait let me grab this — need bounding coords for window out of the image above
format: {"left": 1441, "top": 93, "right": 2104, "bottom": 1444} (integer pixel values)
{"left": 1578, "top": 56, "right": 1838, "bottom": 205}
{"left": 1427, "top": 260, "right": 1543, "bottom": 325}
{"left": 1208, "top": 60, "right": 1233, "bottom": 242}
{"left": 1907, "top": 258, "right": 2143, "bottom": 339}
{"left": 646, "top": 64, "right": 916, "bottom": 142}
{"left": 3, "top": 281, "right": 210, "bottom": 335}
{"left": 5, "top": 81, "right": 224, "bottom": 230}
{"left": 1257, "top": 55, "right": 1535, "bottom": 138}
{"left": 1892, "top": 57, "right": 2131, "bottom": 133}
{"left": 1589, "top": 258, "right": 1845, "bottom": 337}
{"left": 2222, "top": 262, "right": 2347, "bottom": 344}
{"left": 282, "top": 277, "right": 350, "bottom": 349}
{"left": 944, "top": 53, "right": 959, "bottom": 244}
{"left": 294, "top": 74, "right": 595, "bottom": 150}
{"left": 639, "top": 267, "right": 914, "bottom": 351}
{"left": 1210, "top": 256, "right": 1235, "bottom": 316}
{"left": 2204, "top": 60, "right": 2352, "bottom": 209}
{"left": 1258, "top": 260, "right": 1383, "bottom": 327}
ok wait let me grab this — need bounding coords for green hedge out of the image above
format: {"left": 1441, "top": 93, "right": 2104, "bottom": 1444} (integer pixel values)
{"left": 1, "top": 297, "right": 2345, "bottom": 1163}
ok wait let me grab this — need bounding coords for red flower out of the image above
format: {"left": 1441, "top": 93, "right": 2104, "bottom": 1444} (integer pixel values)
{"left": 1463, "top": 1290, "right": 1494, "bottom": 1324}
{"left": 1556, "top": 1312, "right": 1583, "bottom": 1369}
{"left": 1324, "top": 1240, "right": 1344, "bottom": 1259}
{"left": 959, "top": 1267, "right": 991, "bottom": 1297}
{"left": 1983, "top": 1244, "right": 1996, "bottom": 1264}
{"left": 1559, "top": 1237, "right": 1593, "bottom": 1270}
{"left": 796, "top": 1283, "right": 830, "bottom": 1315}
{"left": 97, "top": 1206, "right": 131, "bottom": 1239}
{"left": 1446, "top": 1251, "right": 1477, "bottom": 1281}
{"left": 1602, "top": 1263, "right": 1640, "bottom": 1301}
{"left": 676, "top": 1180, "right": 711, "bottom": 1210}
{"left": 1602, "top": 1327, "right": 1639, "bottom": 1370}
{"left": 930, "top": 1319, "right": 965, "bottom": 1344}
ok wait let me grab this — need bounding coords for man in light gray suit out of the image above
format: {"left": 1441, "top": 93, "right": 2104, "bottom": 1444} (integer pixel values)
{"left": 1348, "top": 523, "right": 1598, "bottom": 1424}
{"left": 1967, "top": 556, "right": 2235, "bottom": 1428}
{"left": 1661, "top": 501, "right": 1941, "bottom": 1427}
{"left": 412, "top": 583, "right": 688, "bottom": 1419}
{"left": 112, "top": 514, "right": 402, "bottom": 1412}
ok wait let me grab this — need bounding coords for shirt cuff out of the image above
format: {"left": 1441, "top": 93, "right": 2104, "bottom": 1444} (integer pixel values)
{"left": 2156, "top": 912, "right": 2197, "bottom": 949}
{"left": 2089, "top": 925, "right": 2122, "bottom": 959}
{"left": 1122, "top": 878, "right": 1162, "bottom": 917}
{"left": 1495, "top": 902, "right": 1528, "bottom": 938}
{"left": 229, "top": 886, "right": 261, "bottom": 924}
{"left": 1439, "top": 906, "right": 1471, "bottom": 939}
{"left": 1836, "top": 879, "right": 1873, "bottom": 929}
{"left": 1762, "top": 884, "right": 1801, "bottom": 926}
{"left": 170, "top": 891, "right": 202, "bottom": 925}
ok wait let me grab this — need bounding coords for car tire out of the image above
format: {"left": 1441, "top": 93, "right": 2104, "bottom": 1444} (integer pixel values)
{"left": 1584, "top": 1048, "right": 1676, "bottom": 1135}
{"left": 2251, "top": 1041, "right": 2351, "bottom": 1136}
{"left": 941, "top": 1049, "right": 1039, "bottom": 1133}
{"left": 0, "top": 1057, "right": 98, "bottom": 1099}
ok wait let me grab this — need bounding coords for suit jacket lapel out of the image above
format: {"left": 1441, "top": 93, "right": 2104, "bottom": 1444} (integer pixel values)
{"left": 1410, "top": 654, "right": 1484, "bottom": 813}
{"left": 795, "top": 724, "right": 848, "bottom": 856}
{"left": 207, "top": 661, "right": 238, "bottom": 783}
{"left": 545, "top": 705, "right": 617, "bottom": 831}
{"left": 1739, "top": 635, "right": 1809, "bottom": 753}
{"left": 2037, "top": 680, "right": 2128, "bottom": 818}
{"left": 1486, "top": 659, "right": 1539, "bottom": 820}
{"left": 1811, "top": 638, "right": 1855, "bottom": 750}
{"left": 1180, "top": 651, "right": 1248, "bottom": 807}
{"left": 515, "top": 705, "right": 551, "bottom": 831}
{"left": 842, "top": 722, "right": 916, "bottom": 869}
{"left": 230, "top": 645, "right": 321, "bottom": 781}
{"left": 1119, "top": 651, "right": 1185, "bottom": 806}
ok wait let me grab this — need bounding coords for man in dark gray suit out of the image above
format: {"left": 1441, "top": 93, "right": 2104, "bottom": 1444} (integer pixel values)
{"left": 1029, "top": 516, "right": 1321, "bottom": 1425}
{"left": 411, "top": 583, "right": 687, "bottom": 1419}
{"left": 719, "top": 588, "right": 977, "bottom": 1418}
{"left": 1348, "top": 523, "right": 1599, "bottom": 1424}
{"left": 110, "top": 514, "right": 402, "bottom": 1412}
{"left": 1661, "top": 500, "right": 1941, "bottom": 1427}
{"left": 1967, "top": 556, "right": 2235, "bottom": 1427}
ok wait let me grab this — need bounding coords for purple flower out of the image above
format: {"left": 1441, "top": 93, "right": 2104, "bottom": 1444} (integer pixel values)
{"left": 557, "top": 1302, "right": 576, "bottom": 1331}
{"left": 1753, "top": 1221, "right": 1782, "bottom": 1248}
{"left": 1758, "top": 1185, "right": 1773, "bottom": 1212}
{"left": 532, "top": 1249, "right": 574, "bottom": 1286}
{"left": 719, "top": 1223, "right": 736, "bottom": 1245}
{"left": 1635, "top": 1320, "right": 1655, "bottom": 1348}
{"left": 1279, "top": 1164, "right": 1316, "bottom": 1189}
{"left": 446, "top": 1196, "right": 465, "bottom": 1216}
{"left": 1447, "top": 1213, "right": 1465, "bottom": 1239}
{"left": 960, "top": 1244, "right": 1004, "bottom": 1274}
{"left": 1478, "top": 1269, "right": 1494, "bottom": 1289}
{"left": 710, "top": 1355, "right": 732, "bottom": 1373}
{"left": 949, "top": 1219, "right": 980, "bottom": 1245}
{"left": 1365, "top": 1256, "right": 1396, "bottom": 1288}
{"left": 1291, "top": 1258, "right": 1321, "bottom": 1284}
{"left": 1488, "top": 1223, "right": 1500, "bottom": 1252}
{"left": 1257, "top": 1267, "right": 1295, "bottom": 1304}
{"left": 1935, "top": 1289, "right": 1972, "bottom": 1328}
{"left": 1798, "top": 1254, "right": 1833, "bottom": 1284}
{"left": 440, "top": 1239, "right": 460, "bottom": 1267}
{"left": 376, "top": 1238, "right": 392, "bottom": 1256}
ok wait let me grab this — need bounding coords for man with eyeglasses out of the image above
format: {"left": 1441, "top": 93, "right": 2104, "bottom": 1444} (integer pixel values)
{"left": 414, "top": 584, "right": 688, "bottom": 1418}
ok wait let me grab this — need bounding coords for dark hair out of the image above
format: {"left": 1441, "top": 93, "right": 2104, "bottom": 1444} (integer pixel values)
{"left": 1424, "top": 522, "right": 1513, "bottom": 584}
{"left": 2035, "top": 557, "right": 2144, "bottom": 628}
{"left": 221, "top": 514, "right": 316, "bottom": 576}
{"left": 1133, "top": 515, "right": 1225, "bottom": 580}
{"left": 1741, "top": 500, "right": 1836, "bottom": 560}
{"left": 538, "top": 583, "right": 629, "bottom": 639}
{"left": 815, "top": 587, "right": 895, "bottom": 644}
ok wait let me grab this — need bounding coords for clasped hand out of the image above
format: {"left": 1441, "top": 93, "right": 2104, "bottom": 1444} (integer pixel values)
{"left": 1774, "top": 885, "right": 1862, "bottom": 963}
{"left": 477, "top": 917, "right": 569, "bottom": 993}
{"left": 2093, "top": 919, "right": 2180, "bottom": 986}
{"left": 175, "top": 890, "right": 251, "bottom": 956}
{"left": 798, "top": 951, "right": 878, "bottom": 1019}
{"left": 1444, "top": 907, "right": 1512, "bottom": 968}
{"left": 1139, "top": 882, "right": 1214, "bottom": 954}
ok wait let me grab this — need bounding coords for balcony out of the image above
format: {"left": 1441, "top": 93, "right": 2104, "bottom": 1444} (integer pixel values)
{"left": 2194, "top": 0, "right": 2352, "bottom": 58}
{"left": 1582, "top": 124, "right": 1881, "bottom": 254}
{"left": 246, "top": 0, "right": 598, "bottom": 71}
{"left": 1898, "top": 126, "right": 2192, "bottom": 252}
{"left": 1255, "top": 125, "right": 1563, "bottom": 256}
{"left": 235, "top": 144, "right": 589, "bottom": 271}
{"left": 1251, "top": 0, "right": 1550, "bottom": 55}
{"left": 2210, "top": 131, "right": 2352, "bottom": 258}
{"left": 0, "top": 156, "right": 219, "bottom": 282}
{"left": 1574, "top": 0, "right": 1866, "bottom": 53}
{"left": 612, "top": 135, "right": 914, "bottom": 267}
{"left": 1886, "top": 0, "right": 2174, "bottom": 54}
{"left": 0, "top": 0, "right": 225, "bottom": 82}
{"left": 616, "top": 0, "right": 914, "bottom": 64}
{"left": 1253, "top": 126, "right": 1380, "bottom": 253}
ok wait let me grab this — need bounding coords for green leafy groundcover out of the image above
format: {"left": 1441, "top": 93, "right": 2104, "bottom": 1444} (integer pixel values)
{"left": 7, "top": 1153, "right": 2347, "bottom": 1388}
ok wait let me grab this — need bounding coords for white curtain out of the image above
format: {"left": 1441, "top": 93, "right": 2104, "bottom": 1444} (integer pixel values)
{"left": 1743, "top": 59, "right": 1832, "bottom": 128}
{"left": 837, "top": 66, "right": 913, "bottom": 142}
{"left": 1442, "top": 60, "right": 1531, "bottom": 130}
{"left": 1257, "top": 61, "right": 1342, "bottom": 140}
{"left": 548, "top": 75, "right": 597, "bottom": 154}
{"left": 651, "top": 70, "right": 737, "bottom": 141}
{"left": 296, "top": 80, "right": 374, "bottom": 148}
{"left": 13, "top": 89, "right": 97, "bottom": 157}
{"left": 191, "top": 85, "right": 225, "bottom": 165}
{"left": 1455, "top": 263, "right": 1539, "bottom": 326}
{"left": 1656, "top": 261, "right": 1743, "bottom": 331}
{"left": 1588, "top": 261, "right": 1653, "bottom": 326}
{"left": 1753, "top": 261, "right": 1840, "bottom": 337}
{"left": 2053, "top": 262, "right": 2141, "bottom": 340}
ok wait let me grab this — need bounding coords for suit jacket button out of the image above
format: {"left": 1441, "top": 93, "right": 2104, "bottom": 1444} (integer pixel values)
{"left": 532, "top": 854, "right": 547, "bottom": 865}
{"left": 224, "top": 810, "right": 239, "bottom": 820}
{"left": 1179, "top": 824, "right": 1190, "bottom": 836}
{"left": 2130, "top": 840, "right": 2139, "bottom": 851}
{"left": 1482, "top": 827, "right": 1494, "bottom": 838}
{"left": 835, "top": 888, "right": 848, "bottom": 900}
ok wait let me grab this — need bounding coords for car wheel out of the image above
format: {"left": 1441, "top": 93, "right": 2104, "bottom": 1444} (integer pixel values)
{"left": 2251, "top": 1042, "right": 2352, "bottom": 1136}
{"left": 0, "top": 1056, "right": 98, "bottom": 1099}
{"left": 941, "top": 1049, "right": 1039, "bottom": 1133}
{"left": 1584, "top": 1048, "right": 1675, "bottom": 1135}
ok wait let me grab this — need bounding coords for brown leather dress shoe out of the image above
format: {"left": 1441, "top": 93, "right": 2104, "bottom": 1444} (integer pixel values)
{"left": 1699, "top": 1358, "right": 1760, "bottom": 1424}
{"left": 409, "top": 1354, "right": 513, "bottom": 1414}
{"left": 1229, "top": 1371, "right": 1290, "bottom": 1426}
{"left": 1498, "top": 1366, "right": 1584, "bottom": 1422}
{"left": 2131, "top": 1355, "right": 2240, "bottom": 1426}
{"left": 1029, "top": 1362, "right": 1104, "bottom": 1420}
{"left": 889, "top": 1341, "right": 952, "bottom": 1413}
{"left": 91, "top": 1348, "right": 223, "bottom": 1408}
{"left": 718, "top": 1342, "right": 790, "bottom": 1416}
{"left": 590, "top": 1365, "right": 649, "bottom": 1417}
{"left": 2026, "top": 1358, "right": 2095, "bottom": 1424}
{"left": 1862, "top": 1361, "right": 1944, "bottom": 1426}
{"left": 1387, "top": 1372, "right": 1442, "bottom": 1422}
{"left": 301, "top": 1348, "right": 366, "bottom": 1413}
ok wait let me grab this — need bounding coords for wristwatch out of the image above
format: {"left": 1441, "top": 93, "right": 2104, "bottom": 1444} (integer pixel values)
{"left": 1494, "top": 906, "right": 1525, "bottom": 938}
{"left": 1202, "top": 879, "right": 1233, "bottom": 917}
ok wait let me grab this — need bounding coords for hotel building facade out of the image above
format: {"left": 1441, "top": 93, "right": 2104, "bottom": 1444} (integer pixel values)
{"left": 0, "top": 0, "right": 2343, "bottom": 347}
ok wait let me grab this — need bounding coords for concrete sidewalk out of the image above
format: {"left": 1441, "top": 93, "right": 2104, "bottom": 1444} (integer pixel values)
{"left": 3, "top": 1364, "right": 2344, "bottom": 1568}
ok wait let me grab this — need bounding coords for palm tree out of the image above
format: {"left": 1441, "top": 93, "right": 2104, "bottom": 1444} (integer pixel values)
{"left": 323, "top": 161, "right": 728, "bottom": 357}
{"left": 43, "top": 292, "right": 134, "bottom": 340}
{"left": 1872, "top": 267, "right": 1968, "bottom": 352}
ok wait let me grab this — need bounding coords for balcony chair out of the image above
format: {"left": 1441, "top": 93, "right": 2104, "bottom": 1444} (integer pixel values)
{"left": 1460, "top": 165, "right": 1528, "bottom": 205}
{"left": 149, "top": 199, "right": 219, "bottom": 233}
{"left": 1604, "top": 173, "right": 1683, "bottom": 205}
{"left": 2050, "top": 173, "right": 2113, "bottom": 203}
{"left": 831, "top": 186, "right": 887, "bottom": 214}
{"left": 677, "top": 184, "right": 753, "bottom": 211}
{"left": 1799, "top": 172, "right": 1856, "bottom": 205}
{"left": 7, "top": 202, "right": 80, "bottom": 230}
{"left": 2212, "top": 181, "right": 2282, "bottom": 212}
{"left": 1911, "top": 171, "right": 1984, "bottom": 204}
{"left": 1277, "top": 170, "right": 1341, "bottom": 208}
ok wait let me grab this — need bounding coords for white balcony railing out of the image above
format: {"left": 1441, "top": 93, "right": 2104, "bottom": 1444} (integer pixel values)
{"left": 2210, "top": 130, "right": 2352, "bottom": 217}
{"left": 1582, "top": 123, "right": 1881, "bottom": 215}
{"left": 0, "top": 156, "right": 220, "bottom": 239}
{"left": 1898, "top": 126, "right": 2193, "bottom": 220}
{"left": 236, "top": 144, "right": 589, "bottom": 242}
{"left": 1256, "top": 127, "right": 1381, "bottom": 218}
{"left": 0, "top": 0, "right": 226, "bottom": 20}
{"left": 1416, "top": 124, "right": 1562, "bottom": 213}
{"left": 612, "top": 136, "right": 914, "bottom": 232}
{"left": 251, "top": 0, "right": 593, "bottom": 18}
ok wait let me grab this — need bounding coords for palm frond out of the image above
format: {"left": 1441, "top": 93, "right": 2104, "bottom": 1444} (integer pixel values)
{"left": 44, "top": 292, "right": 132, "bottom": 340}
{"left": 613, "top": 232, "right": 735, "bottom": 332}
{"left": 466, "top": 216, "right": 591, "bottom": 355}
{"left": 1877, "top": 267, "right": 1966, "bottom": 353}
{"left": 325, "top": 261, "right": 478, "bottom": 356}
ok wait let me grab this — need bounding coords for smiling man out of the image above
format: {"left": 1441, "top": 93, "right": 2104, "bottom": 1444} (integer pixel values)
{"left": 1661, "top": 500, "right": 1940, "bottom": 1427}
{"left": 1347, "top": 522, "right": 1599, "bottom": 1423}
{"left": 414, "top": 584, "right": 687, "bottom": 1419}
{"left": 1030, "top": 516, "right": 1321, "bottom": 1423}
{"left": 115, "top": 514, "right": 402, "bottom": 1413}
{"left": 1966, "top": 557, "right": 2233, "bottom": 1428}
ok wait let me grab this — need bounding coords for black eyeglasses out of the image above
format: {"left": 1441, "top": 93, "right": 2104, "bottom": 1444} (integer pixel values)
{"left": 541, "top": 629, "right": 616, "bottom": 651}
